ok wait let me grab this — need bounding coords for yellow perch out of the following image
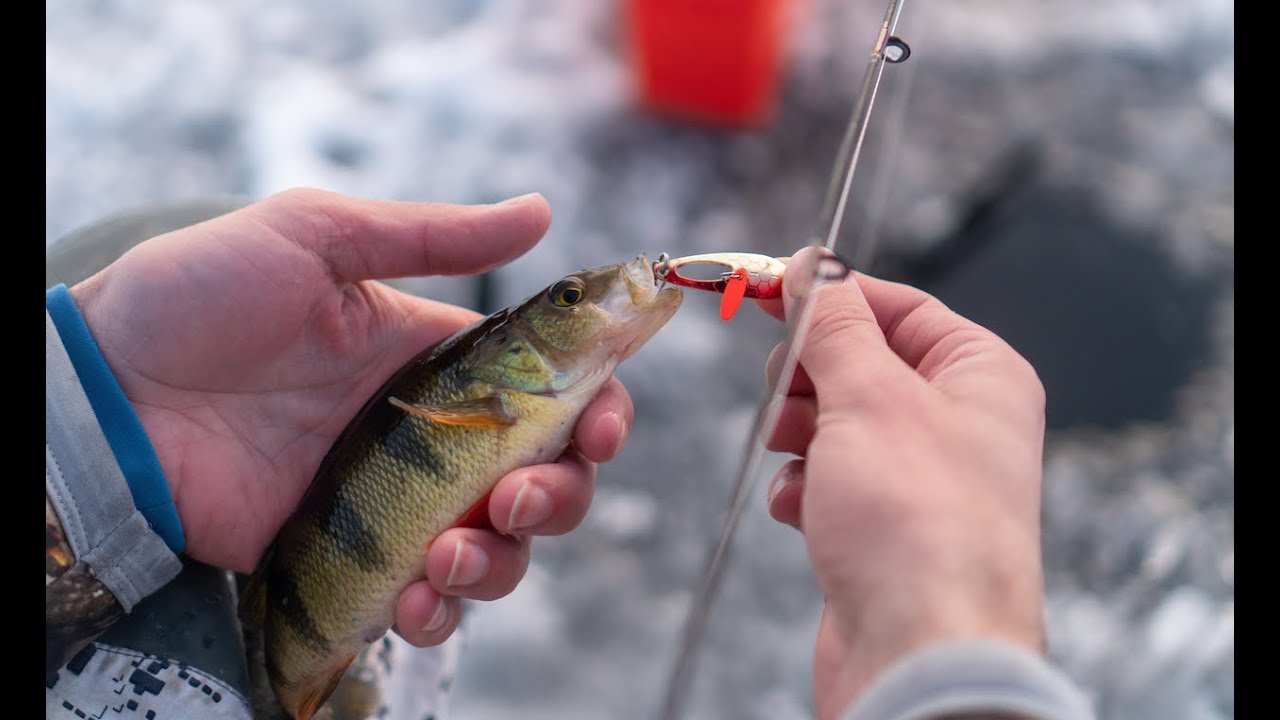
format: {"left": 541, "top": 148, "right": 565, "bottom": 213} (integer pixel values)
{"left": 241, "top": 256, "right": 682, "bottom": 719}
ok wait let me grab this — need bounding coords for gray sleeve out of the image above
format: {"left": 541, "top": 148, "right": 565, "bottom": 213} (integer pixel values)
{"left": 46, "top": 311, "right": 183, "bottom": 610}
{"left": 838, "top": 640, "right": 1096, "bottom": 720}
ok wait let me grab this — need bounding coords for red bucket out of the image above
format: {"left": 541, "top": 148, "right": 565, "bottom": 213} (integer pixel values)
{"left": 625, "top": 0, "right": 791, "bottom": 128}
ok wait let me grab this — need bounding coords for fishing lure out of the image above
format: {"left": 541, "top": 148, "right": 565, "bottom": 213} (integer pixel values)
{"left": 653, "top": 252, "right": 787, "bottom": 320}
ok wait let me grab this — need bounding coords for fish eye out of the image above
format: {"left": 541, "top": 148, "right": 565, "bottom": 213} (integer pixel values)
{"left": 549, "top": 277, "right": 586, "bottom": 307}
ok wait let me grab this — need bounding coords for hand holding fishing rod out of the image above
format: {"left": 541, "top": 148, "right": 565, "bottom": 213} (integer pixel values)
{"left": 58, "top": 188, "right": 631, "bottom": 648}
{"left": 757, "top": 247, "right": 1079, "bottom": 719}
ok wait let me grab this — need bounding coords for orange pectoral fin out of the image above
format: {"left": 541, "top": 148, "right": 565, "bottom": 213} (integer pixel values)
{"left": 389, "top": 396, "right": 515, "bottom": 428}
{"left": 296, "top": 655, "right": 357, "bottom": 720}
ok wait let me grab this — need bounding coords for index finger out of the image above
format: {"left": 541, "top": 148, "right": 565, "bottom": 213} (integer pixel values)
{"left": 759, "top": 254, "right": 1042, "bottom": 415}
{"left": 853, "top": 273, "right": 1032, "bottom": 374}
{"left": 752, "top": 255, "right": 944, "bottom": 349}
{"left": 850, "top": 272, "right": 1046, "bottom": 427}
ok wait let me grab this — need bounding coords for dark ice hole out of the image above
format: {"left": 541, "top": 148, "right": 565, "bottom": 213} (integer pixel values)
{"left": 882, "top": 183, "right": 1219, "bottom": 432}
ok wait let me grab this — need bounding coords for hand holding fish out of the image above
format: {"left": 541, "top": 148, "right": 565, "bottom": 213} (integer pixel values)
{"left": 64, "top": 188, "right": 631, "bottom": 649}
{"left": 757, "top": 247, "right": 1049, "bottom": 720}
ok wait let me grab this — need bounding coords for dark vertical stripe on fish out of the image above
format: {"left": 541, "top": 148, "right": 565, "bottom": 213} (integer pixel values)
{"left": 317, "top": 488, "right": 389, "bottom": 572}
{"left": 268, "top": 568, "right": 331, "bottom": 656}
{"left": 263, "top": 646, "right": 289, "bottom": 692}
{"left": 379, "top": 424, "right": 447, "bottom": 480}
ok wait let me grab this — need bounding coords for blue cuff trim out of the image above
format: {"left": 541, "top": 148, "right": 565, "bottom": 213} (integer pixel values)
{"left": 46, "top": 284, "right": 185, "bottom": 554}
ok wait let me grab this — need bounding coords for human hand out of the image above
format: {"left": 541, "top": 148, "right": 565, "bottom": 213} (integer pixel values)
{"left": 758, "top": 248, "right": 1048, "bottom": 720}
{"left": 68, "top": 188, "right": 632, "bottom": 647}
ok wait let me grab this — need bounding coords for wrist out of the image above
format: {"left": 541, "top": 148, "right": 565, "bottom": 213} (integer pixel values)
{"left": 821, "top": 575, "right": 1046, "bottom": 717}
{"left": 46, "top": 283, "right": 186, "bottom": 554}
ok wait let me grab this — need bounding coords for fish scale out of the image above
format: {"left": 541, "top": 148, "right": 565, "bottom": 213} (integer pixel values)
{"left": 269, "top": 363, "right": 579, "bottom": 701}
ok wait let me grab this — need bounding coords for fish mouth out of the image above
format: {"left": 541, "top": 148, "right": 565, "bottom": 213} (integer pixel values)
{"left": 624, "top": 255, "right": 659, "bottom": 296}
{"left": 625, "top": 255, "right": 682, "bottom": 309}
{"left": 614, "top": 255, "right": 682, "bottom": 360}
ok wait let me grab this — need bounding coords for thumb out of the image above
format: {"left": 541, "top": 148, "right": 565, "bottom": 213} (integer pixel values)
{"left": 247, "top": 188, "right": 553, "bottom": 282}
{"left": 780, "top": 247, "right": 906, "bottom": 409}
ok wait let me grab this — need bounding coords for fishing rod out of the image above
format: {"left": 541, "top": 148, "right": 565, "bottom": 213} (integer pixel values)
{"left": 657, "top": 2, "right": 914, "bottom": 718}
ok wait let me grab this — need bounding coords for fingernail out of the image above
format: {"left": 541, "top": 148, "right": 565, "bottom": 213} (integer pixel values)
{"left": 767, "top": 462, "right": 802, "bottom": 505}
{"left": 787, "top": 247, "right": 843, "bottom": 300}
{"left": 500, "top": 192, "right": 541, "bottom": 205}
{"left": 815, "top": 252, "right": 850, "bottom": 284}
{"left": 765, "top": 343, "right": 788, "bottom": 388}
{"left": 422, "top": 599, "right": 450, "bottom": 634}
{"left": 508, "top": 482, "right": 553, "bottom": 532}
{"left": 767, "top": 473, "right": 789, "bottom": 506}
{"left": 601, "top": 411, "right": 627, "bottom": 460}
{"left": 446, "top": 538, "right": 490, "bottom": 589}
